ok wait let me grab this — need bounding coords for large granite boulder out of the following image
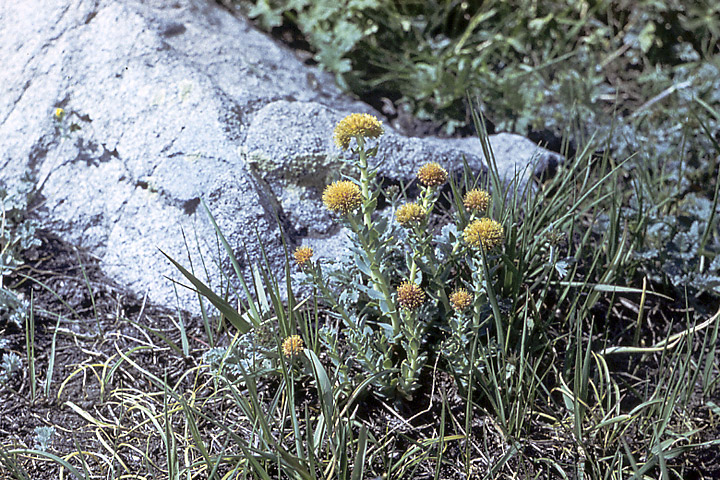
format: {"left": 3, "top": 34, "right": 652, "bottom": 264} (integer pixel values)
{"left": 0, "top": 0, "right": 562, "bottom": 314}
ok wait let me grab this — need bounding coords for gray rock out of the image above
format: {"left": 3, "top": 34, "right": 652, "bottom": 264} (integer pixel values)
{"left": 244, "top": 101, "right": 561, "bottom": 246}
{"left": 0, "top": 0, "right": 562, "bottom": 315}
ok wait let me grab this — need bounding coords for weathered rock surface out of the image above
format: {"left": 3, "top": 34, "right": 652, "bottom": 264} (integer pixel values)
{"left": 0, "top": 0, "right": 562, "bottom": 314}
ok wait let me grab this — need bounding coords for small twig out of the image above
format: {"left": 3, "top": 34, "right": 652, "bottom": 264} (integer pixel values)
{"left": 631, "top": 80, "right": 693, "bottom": 119}
{"left": 601, "top": 307, "right": 720, "bottom": 355}
{"left": 137, "top": 290, "right": 148, "bottom": 324}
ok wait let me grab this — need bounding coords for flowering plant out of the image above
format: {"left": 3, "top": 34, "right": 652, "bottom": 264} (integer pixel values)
{"left": 294, "top": 113, "right": 506, "bottom": 399}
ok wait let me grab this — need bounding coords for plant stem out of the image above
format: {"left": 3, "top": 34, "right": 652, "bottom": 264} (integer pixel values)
{"left": 347, "top": 138, "right": 403, "bottom": 335}
{"left": 356, "top": 137, "right": 373, "bottom": 229}
{"left": 408, "top": 255, "right": 418, "bottom": 284}
{"left": 347, "top": 215, "right": 402, "bottom": 336}
{"left": 406, "top": 188, "right": 435, "bottom": 284}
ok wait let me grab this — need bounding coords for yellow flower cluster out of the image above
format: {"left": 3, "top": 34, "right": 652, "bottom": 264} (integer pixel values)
{"left": 292, "top": 246, "right": 313, "bottom": 268}
{"left": 463, "top": 188, "right": 490, "bottom": 212}
{"left": 417, "top": 162, "right": 447, "bottom": 187}
{"left": 322, "top": 181, "right": 363, "bottom": 215}
{"left": 463, "top": 218, "right": 504, "bottom": 250}
{"left": 282, "top": 335, "right": 304, "bottom": 357}
{"left": 396, "top": 202, "right": 425, "bottom": 227}
{"left": 333, "top": 113, "right": 384, "bottom": 150}
{"left": 397, "top": 281, "right": 425, "bottom": 310}
{"left": 449, "top": 288, "right": 473, "bottom": 311}
{"left": 54, "top": 108, "right": 65, "bottom": 120}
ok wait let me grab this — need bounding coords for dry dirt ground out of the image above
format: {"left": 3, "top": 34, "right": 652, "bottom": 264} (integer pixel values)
{"left": 1, "top": 231, "right": 204, "bottom": 478}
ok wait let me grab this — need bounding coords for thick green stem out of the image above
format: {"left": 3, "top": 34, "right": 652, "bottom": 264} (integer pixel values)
{"left": 400, "top": 309, "right": 424, "bottom": 397}
{"left": 407, "top": 187, "right": 436, "bottom": 284}
{"left": 347, "top": 214, "right": 402, "bottom": 336}
{"left": 352, "top": 137, "right": 400, "bottom": 331}
{"left": 408, "top": 257, "right": 418, "bottom": 284}
{"left": 356, "top": 137, "right": 373, "bottom": 229}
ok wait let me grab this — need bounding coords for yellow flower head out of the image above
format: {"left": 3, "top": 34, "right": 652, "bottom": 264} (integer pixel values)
{"left": 54, "top": 108, "right": 65, "bottom": 120}
{"left": 333, "top": 113, "right": 384, "bottom": 150}
{"left": 292, "top": 246, "right": 313, "bottom": 268}
{"left": 417, "top": 162, "right": 448, "bottom": 187}
{"left": 463, "top": 188, "right": 490, "bottom": 212}
{"left": 396, "top": 202, "right": 426, "bottom": 227}
{"left": 463, "top": 218, "right": 504, "bottom": 250}
{"left": 322, "top": 180, "right": 363, "bottom": 215}
{"left": 397, "top": 281, "right": 426, "bottom": 310}
{"left": 282, "top": 335, "right": 304, "bottom": 357}
{"left": 449, "top": 288, "right": 473, "bottom": 312}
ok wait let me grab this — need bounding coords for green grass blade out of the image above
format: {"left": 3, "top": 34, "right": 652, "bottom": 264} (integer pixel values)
{"left": 44, "top": 313, "right": 62, "bottom": 398}
{"left": 351, "top": 425, "right": 368, "bottom": 480}
{"left": 7, "top": 449, "right": 88, "bottom": 479}
{"left": 160, "top": 249, "right": 251, "bottom": 333}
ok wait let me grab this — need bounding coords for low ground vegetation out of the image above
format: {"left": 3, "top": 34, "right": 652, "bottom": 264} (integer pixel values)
{"left": 2, "top": 1, "right": 720, "bottom": 478}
